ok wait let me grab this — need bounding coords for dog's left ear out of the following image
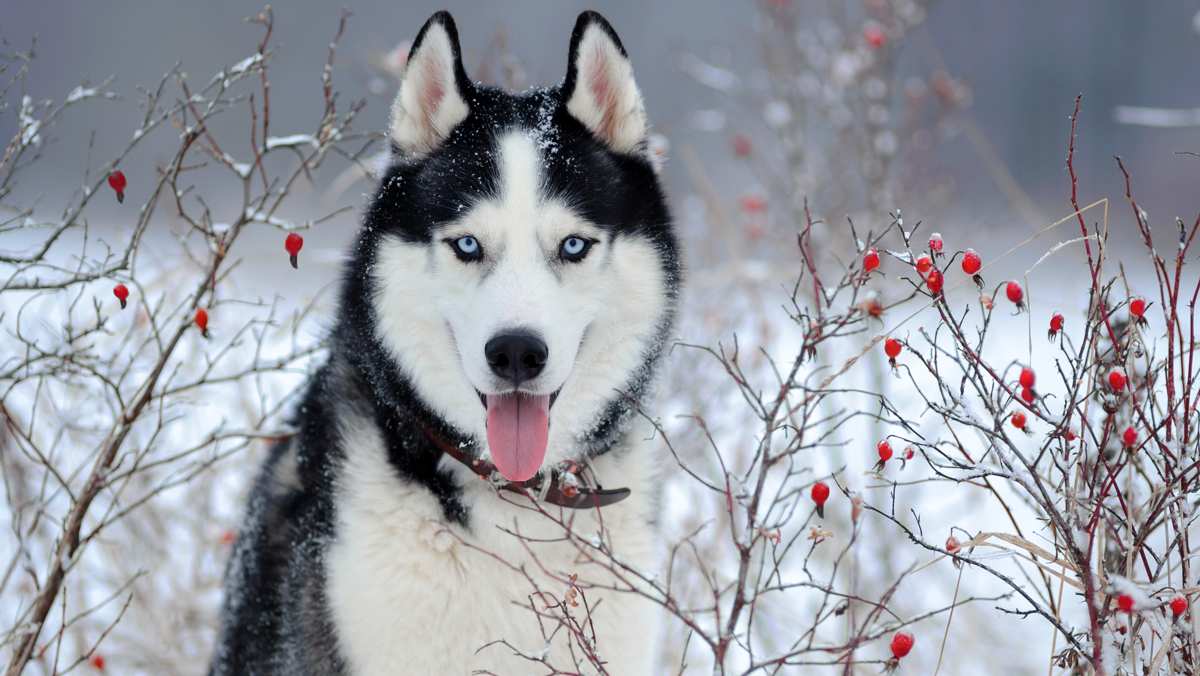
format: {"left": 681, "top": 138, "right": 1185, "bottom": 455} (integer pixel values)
{"left": 562, "top": 12, "right": 647, "bottom": 154}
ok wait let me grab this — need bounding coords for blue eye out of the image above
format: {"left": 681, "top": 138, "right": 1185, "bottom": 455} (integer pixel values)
{"left": 448, "top": 235, "right": 482, "bottom": 261}
{"left": 559, "top": 236, "right": 593, "bottom": 262}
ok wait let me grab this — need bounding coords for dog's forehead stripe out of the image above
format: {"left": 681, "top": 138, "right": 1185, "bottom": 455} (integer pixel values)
{"left": 497, "top": 132, "right": 543, "bottom": 215}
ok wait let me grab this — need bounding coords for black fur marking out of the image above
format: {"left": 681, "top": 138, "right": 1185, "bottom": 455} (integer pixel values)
{"left": 210, "top": 369, "right": 350, "bottom": 675}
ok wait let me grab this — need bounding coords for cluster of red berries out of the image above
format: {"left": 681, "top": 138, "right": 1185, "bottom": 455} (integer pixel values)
{"left": 1115, "top": 592, "right": 1189, "bottom": 619}
{"left": 104, "top": 170, "right": 312, "bottom": 338}
{"left": 859, "top": 238, "right": 1008, "bottom": 302}
{"left": 863, "top": 233, "right": 1155, "bottom": 448}
{"left": 1019, "top": 366, "right": 1036, "bottom": 405}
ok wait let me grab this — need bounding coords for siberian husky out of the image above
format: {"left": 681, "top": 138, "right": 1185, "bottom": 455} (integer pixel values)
{"left": 211, "top": 10, "right": 680, "bottom": 675}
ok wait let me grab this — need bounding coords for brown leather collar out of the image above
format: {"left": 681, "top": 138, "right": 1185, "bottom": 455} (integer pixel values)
{"left": 421, "top": 425, "right": 631, "bottom": 509}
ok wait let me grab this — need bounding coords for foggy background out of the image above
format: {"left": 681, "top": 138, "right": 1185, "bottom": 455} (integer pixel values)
{"left": 7, "top": 1, "right": 1199, "bottom": 238}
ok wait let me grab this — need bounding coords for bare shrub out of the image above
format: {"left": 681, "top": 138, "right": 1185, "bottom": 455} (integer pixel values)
{"left": 1, "top": 9, "right": 372, "bottom": 673}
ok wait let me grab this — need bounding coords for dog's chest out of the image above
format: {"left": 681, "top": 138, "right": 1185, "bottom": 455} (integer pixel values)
{"left": 325, "top": 435, "right": 660, "bottom": 675}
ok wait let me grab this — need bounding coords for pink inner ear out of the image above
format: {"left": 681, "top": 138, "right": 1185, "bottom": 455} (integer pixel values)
{"left": 586, "top": 44, "right": 620, "bottom": 143}
{"left": 419, "top": 55, "right": 446, "bottom": 134}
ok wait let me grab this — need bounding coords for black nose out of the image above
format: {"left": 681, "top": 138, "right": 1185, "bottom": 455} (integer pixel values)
{"left": 485, "top": 331, "right": 548, "bottom": 383}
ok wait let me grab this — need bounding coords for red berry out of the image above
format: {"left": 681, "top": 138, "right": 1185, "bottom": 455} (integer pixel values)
{"left": 945, "top": 535, "right": 960, "bottom": 553}
{"left": 928, "top": 232, "right": 943, "bottom": 253}
{"left": 732, "top": 134, "right": 752, "bottom": 157}
{"left": 1065, "top": 429, "right": 1078, "bottom": 442}
{"left": 285, "top": 232, "right": 304, "bottom": 269}
{"left": 219, "top": 529, "right": 237, "bottom": 546}
{"left": 195, "top": 308, "right": 209, "bottom": 337}
{"left": 1020, "top": 387, "right": 1035, "bottom": 404}
{"left": 1006, "top": 281, "right": 1023, "bottom": 304}
{"left": 1171, "top": 595, "right": 1188, "bottom": 617}
{"left": 877, "top": 440, "right": 893, "bottom": 462}
{"left": 884, "top": 337, "right": 902, "bottom": 359}
{"left": 904, "top": 447, "right": 914, "bottom": 460}
{"left": 915, "top": 254, "right": 933, "bottom": 276}
{"left": 107, "top": 170, "right": 127, "bottom": 203}
{"left": 1130, "top": 297, "right": 1146, "bottom": 319}
{"left": 810, "top": 480, "right": 830, "bottom": 517}
{"left": 1048, "top": 312, "right": 1064, "bottom": 340}
{"left": 811, "top": 481, "right": 830, "bottom": 505}
{"left": 925, "top": 268, "right": 944, "bottom": 295}
{"left": 1019, "top": 367, "right": 1035, "bottom": 389}
{"left": 864, "top": 25, "right": 886, "bottom": 49}
{"left": 1122, "top": 426, "right": 1137, "bottom": 448}
{"left": 863, "top": 248, "right": 880, "bottom": 273}
{"left": 1109, "top": 369, "right": 1127, "bottom": 392}
{"left": 112, "top": 283, "right": 129, "bottom": 309}
{"left": 889, "top": 631, "right": 914, "bottom": 659}
{"left": 961, "top": 249, "right": 981, "bottom": 275}
{"left": 1011, "top": 412, "right": 1027, "bottom": 430}
{"left": 739, "top": 194, "right": 767, "bottom": 213}
{"left": 89, "top": 654, "right": 106, "bottom": 670}
{"left": 1117, "top": 593, "right": 1135, "bottom": 613}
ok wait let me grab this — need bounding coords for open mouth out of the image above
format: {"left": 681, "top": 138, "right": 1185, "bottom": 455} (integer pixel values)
{"left": 476, "top": 388, "right": 560, "bottom": 482}
{"left": 476, "top": 389, "right": 559, "bottom": 410}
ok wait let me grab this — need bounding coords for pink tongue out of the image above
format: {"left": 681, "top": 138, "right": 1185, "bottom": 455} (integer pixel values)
{"left": 485, "top": 393, "right": 551, "bottom": 482}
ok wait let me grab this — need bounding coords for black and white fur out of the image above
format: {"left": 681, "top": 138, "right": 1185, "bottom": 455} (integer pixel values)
{"left": 210, "top": 10, "right": 680, "bottom": 675}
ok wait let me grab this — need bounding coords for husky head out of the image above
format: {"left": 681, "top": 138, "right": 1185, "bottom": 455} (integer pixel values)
{"left": 347, "top": 11, "right": 678, "bottom": 483}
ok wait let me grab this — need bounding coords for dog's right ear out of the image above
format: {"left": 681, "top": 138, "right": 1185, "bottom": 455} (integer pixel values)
{"left": 389, "top": 12, "right": 472, "bottom": 156}
{"left": 562, "top": 12, "right": 647, "bottom": 154}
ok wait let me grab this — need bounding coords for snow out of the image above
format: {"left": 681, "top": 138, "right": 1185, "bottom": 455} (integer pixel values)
{"left": 680, "top": 54, "right": 737, "bottom": 92}
{"left": 763, "top": 100, "right": 791, "bottom": 127}
{"left": 18, "top": 95, "right": 41, "bottom": 146}
{"left": 228, "top": 53, "right": 263, "bottom": 76}
{"left": 243, "top": 208, "right": 297, "bottom": 229}
{"left": 65, "top": 85, "right": 98, "bottom": 103}
{"left": 221, "top": 153, "right": 253, "bottom": 178}
{"left": 1113, "top": 105, "right": 1200, "bottom": 128}
{"left": 265, "top": 134, "right": 317, "bottom": 151}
